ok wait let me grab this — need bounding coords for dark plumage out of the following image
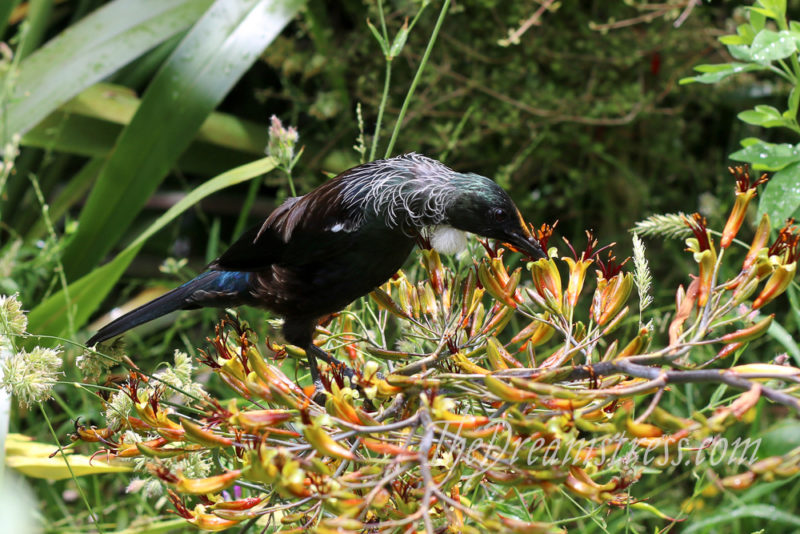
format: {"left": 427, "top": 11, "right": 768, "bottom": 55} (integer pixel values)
{"left": 87, "top": 154, "right": 545, "bottom": 382}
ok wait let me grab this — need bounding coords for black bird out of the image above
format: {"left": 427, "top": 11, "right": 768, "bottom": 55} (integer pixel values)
{"left": 87, "top": 154, "right": 545, "bottom": 383}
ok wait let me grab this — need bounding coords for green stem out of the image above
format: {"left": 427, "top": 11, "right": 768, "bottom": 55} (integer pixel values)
{"left": 286, "top": 171, "right": 297, "bottom": 197}
{"left": 776, "top": 15, "right": 800, "bottom": 83}
{"left": 30, "top": 174, "right": 75, "bottom": 336}
{"left": 233, "top": 174, "right": 261, "bottom": 239}
{"left": 377, "top": 0, "right": 389, "bottom": 41}
{"left": 384, "top": 0, "right": 451, "bottom": 158}
{"left": 40, "top": 335, "right": 210, "bottom": 406}
{"left": 370, "top": 60, "right": 393, "bottom": 161}
{"left": 41, "top": 404, "right": 105, "bottom": 533}
{"left": 369, "top": 0, "right": 392, "bottom": 161}
{"left": 767, "top": 64, "right": 795, "bottom": 84}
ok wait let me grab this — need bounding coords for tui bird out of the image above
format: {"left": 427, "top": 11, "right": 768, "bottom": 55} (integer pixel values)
{"left": 87, "top": 153, "right": 545, "bottom": 383}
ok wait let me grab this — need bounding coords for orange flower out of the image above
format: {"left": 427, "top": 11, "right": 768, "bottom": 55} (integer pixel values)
{"left": 591, "top": 250, "right": 632, "bottom": 326}
{"left": 753, "top": 219, "right": 799, "bottom": 309}
{"left": 530, "top": 257, "right": 563, "bottom": 313}
{"left": 684, "top": 213, "right": 716, "bottom": 307}
{"left": 562, "top": 231, "right": 611, "bottom": 310}
{"left": 742, "top": 213, "right": 772, "bottom": 272}
{"left": 168, "top": 491, "right": 242, "bottom": 531}
{"left": 721, "top": 166, "right": 768, "bottom": 249}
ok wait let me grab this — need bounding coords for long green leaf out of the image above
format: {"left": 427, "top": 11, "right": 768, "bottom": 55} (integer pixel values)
{"left": 3, "top": 0, "right": 213, "bottom": 142}
{"left": 767, "top": 321, "right": 800, "bottom": 366}
{"left": 0, "top": 0, "right": 22, "bottom": 38}
{"left": 21, "top": 112, "right": 256, "bottom": 177}
{"left": 27, "top": 157, "right": 276, "bottom": 338}
{"left": 16, "top": 0, "right": 54, "bottom": 61}
{"left": 61, "top": 0, "right": 303, "bottom": 281}
{"left": 683, "top": 504, "right": 800, "bottom": 533}
{"left": 55, "top": 83, "right": 267, "bottom": 154}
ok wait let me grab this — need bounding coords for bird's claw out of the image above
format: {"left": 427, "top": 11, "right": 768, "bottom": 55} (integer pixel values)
{"left": 311, "top": 379, "right": 328, "bottom": 405}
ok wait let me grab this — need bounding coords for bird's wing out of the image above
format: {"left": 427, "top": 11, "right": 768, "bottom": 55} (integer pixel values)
{"left": 209, "top": 178, "right": 363, "bottom": 272}
{"left": 206, "top": 224, "right": 283, "bottom": 271}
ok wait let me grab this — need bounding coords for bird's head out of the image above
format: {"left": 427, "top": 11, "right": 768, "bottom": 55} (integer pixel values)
{"left": 341, "top": 154, "right": 546, "bottom": 259}
{"left": 442, "top": 172, "right": 546, "bottom": 260}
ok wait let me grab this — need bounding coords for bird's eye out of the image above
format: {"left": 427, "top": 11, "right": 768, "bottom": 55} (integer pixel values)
{"left": 492, "top": 208, "right": 508, "bottom": 223}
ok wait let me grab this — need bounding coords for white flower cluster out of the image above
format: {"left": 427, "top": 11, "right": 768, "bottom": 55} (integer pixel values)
{"left": 266, "top": 114, "right": 299, "bottom": 170}
{"left": 0, "top": 294, "right": 63, "bottom": 408}
{"left": 154, "top": 349, "right": 206, "bottom": 403}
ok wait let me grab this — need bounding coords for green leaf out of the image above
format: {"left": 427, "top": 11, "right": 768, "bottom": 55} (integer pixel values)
{"left": 15, "top": 0, "right": 54, "bottom": 61}
{"left": 27, "top": 157, "right": 277, "bottom": 339}
{"left": 60, "top": 0, "right": 303, "bottom": 281}
{"left": 22, "top": 112, "right": 122, "bottom": 158}
{"left": 748, "top": 29, "right": 796, "bottom": 64}
{"left": 788, "top": 285, "right": 800, "bottom": 333}
{"left": 719, "top": 34, "right": 747, "bottom": 46}
{"left": 4, "top": 0, "right": 213, "bottom": 142}
{"left": 738, "top": 105, "right": 788, "bottom": 128}
{"left": 748, "top": 7, "right": 778, "bottom": 20}
{"left": 728, "top": 43, "right": 756, "bottom": 62}
{"left": 729, "top": 139, "right": 800, "bottom": 171}
{"left": 758, "top": 0, "right": 786, "bottom": 19}
{"left": 21, "top": 112, "right": 254, "bottom": 177}
{"left": 694, "top": 63, "right": 748, "bottom": 73}
{"left": 753, "top": 104, "right": 783, "bottom": 116}
{"left": 366, "top": 19, "right": 389, "bottom": 57}
{"left": 57, "top": 83, "right": 267, "bottom": 154}
{"left": 679, "top": 62, "right": 766, "bottom": 85}
{"left": 0, "top": 0, "right": 22, "bottom": 41}
{"left": 749, "top": 9, "right": 766, "bottom": 32}
{"left": 758, "top": 420, "right": 800, "bottom": 457}
{"left": 740, "top": 137, "right": 763, "bottom": 147}
{"left": 758, "top": 160, "right": 800, "bottom": 222}
{"left": 766, "top": 321, "right": 800, "bottom": 366}
{"left": 720, "top": 23, "right": 757, "bottom": 46}
{"left": 683, "top": 505, "right": 800, "bottom": 533}
{"left": 389, "top": 21, "right": 410, "bottom": 59}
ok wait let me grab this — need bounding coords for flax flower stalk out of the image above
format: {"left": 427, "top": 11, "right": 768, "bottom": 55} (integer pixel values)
{"left": 721, "top": 166, "right": 768, "bottom": 249}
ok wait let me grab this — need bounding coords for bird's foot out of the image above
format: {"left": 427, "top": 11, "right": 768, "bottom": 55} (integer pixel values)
{"left": 311, "top": 379, "right": 328, "bottom": 405}
{"left": 305, "top": 344, "right": 358, "bottom": 405}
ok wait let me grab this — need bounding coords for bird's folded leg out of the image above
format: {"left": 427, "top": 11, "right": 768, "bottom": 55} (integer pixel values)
{"left": 304, "top": 344, "right": 354, "bottom": 405}
{"left": 305, "top": 344, "right": 379, "bottom": 408}
{"left": 304, "top": 346, "right": 323, "bottom": 390}
{"left": 306, "top": 343, "right": 356, "bottom": 384}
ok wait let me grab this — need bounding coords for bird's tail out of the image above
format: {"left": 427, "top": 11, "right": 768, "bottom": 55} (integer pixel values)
{"left": 87, "top": 270, "right": 252, "bottom": 346}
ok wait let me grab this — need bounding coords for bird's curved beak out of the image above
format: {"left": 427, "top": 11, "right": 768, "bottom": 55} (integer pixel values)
{"left": 502, "top": 229, "right": 546, "bottom": 260}
{"left": 502, "top": 210, "right": 546, "bottom": 259}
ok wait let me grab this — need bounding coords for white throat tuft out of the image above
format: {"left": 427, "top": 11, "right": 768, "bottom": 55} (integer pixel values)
{"left": 430, "top": 226, "right": 468, "bottom": 255}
